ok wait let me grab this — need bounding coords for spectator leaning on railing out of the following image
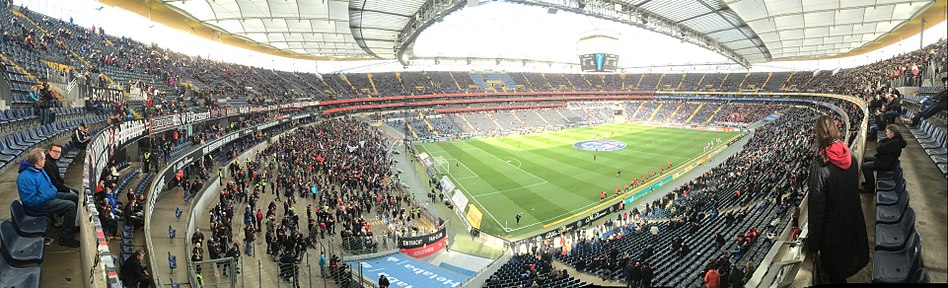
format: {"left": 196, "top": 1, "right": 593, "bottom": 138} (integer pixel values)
{"left": 16, "top": 148, "right": 81, "bottom": 248}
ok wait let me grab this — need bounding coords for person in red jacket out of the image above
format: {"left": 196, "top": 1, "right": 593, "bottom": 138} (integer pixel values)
{"left": 704, "top": 263, "right": 721, "bottom": 288}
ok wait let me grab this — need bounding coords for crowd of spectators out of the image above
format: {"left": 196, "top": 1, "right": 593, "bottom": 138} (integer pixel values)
{"left": 717, "top": 104, "right": 780, "bottom": 125}
{"left": 535, "top": 107, "right": 824, "bottom": 286}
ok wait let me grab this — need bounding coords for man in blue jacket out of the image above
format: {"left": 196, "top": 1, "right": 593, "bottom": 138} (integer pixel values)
{"left": 17, "top": 148, "right": 80, "bottom": 248}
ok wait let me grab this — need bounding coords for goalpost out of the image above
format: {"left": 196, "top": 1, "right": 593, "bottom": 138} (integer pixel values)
{"left": 433, "top": 156, "right": 451, "bottom": 175}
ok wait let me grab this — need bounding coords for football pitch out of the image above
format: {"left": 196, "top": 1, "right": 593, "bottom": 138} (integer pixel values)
{"left": 415, "top": 123, "right": 742, "bottom": 240}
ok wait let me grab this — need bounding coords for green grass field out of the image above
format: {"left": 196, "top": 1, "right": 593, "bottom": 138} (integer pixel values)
{"left": 415, "top": 123, "right": 741, "bottom": 240}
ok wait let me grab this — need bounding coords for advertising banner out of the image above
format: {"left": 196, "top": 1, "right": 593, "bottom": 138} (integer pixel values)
{"left": 398, "top": 227, "right": 447, "bottom": 259}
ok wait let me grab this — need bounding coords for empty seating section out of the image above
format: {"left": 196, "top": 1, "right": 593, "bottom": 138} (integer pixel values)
{"left": 871, "top": 162, "right": 930, "bottom": 283}
{"left": 1, "top": 56, "right": 38, "bottom": 106}
{"left": 904, "top": 113, "right": 948, "bottom": 177}
{"left": 0, "top": 112, "right": 106, "bottom": 169}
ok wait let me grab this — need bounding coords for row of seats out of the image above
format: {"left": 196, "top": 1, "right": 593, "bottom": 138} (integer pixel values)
{"left": 0, "top": 116, "right": 104, "bottom": 169}
{"left": 0, "top": 201, "right": 46, "bottom": 287}
{"left": 871, "top": 163, "right": 930, "bottom": 283}
{"left": 0, "top": 109, "right": 37, "bottom": 128}
{"left": 166, "top": 141, "right": 194, "bottom": 161}
{"left": 120, "top": 172, "right": 152, "bottom": 266}
{"left": 904, "top": 112, "right": 948, "bottom": 177}
{"left": 9, "top": 94, "right": 35, "bottom": 105}
{"left": 53, "top": 142, "right": 83, "bottom": 176}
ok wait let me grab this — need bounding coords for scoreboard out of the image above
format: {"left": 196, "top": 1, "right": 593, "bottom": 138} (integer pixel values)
{"left": 580, "top": 53, "right": 618, "bottom": 72}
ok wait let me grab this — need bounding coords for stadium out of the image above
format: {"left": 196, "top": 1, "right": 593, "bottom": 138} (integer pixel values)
{"left": 0, "top": 0, "right": 944, "bottom": 287}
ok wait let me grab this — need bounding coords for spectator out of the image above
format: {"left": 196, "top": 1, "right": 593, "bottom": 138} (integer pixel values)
{"left": 728, "top": 265, "right": 744, "bottom": 288}
{"left": 43, "top": 144, "right": 77, "bottom": 194}
{"left": 379, "top": 275, "right": 390, "bottom": 288}
{"left": 16, "top": 148, "right": 80, "bottom": 248}
{"left": 72, "top": 123, "right": 91, "bottom": 149}
{"left": 805, "top": 115, "right": 869, "bottom": 283}
{"left": 903, "top": 76, "right": 948, "bottom": 127}
{"left": 860, "top": 124, "right": 906, "bottom": 192}
{"left": 703, "top": 263, "right": 720, "bottom": 288}
{"left": 121, "top": 250, "right": 156, "bottom": 288}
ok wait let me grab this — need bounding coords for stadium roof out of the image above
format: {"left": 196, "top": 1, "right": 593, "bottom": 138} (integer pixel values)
{"left": 104, "top": 0, "right": 943, "bottom": 65}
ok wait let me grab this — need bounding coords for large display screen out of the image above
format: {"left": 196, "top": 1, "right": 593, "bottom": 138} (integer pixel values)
{"left": 580, "top": 53, "right": 618, "bottom": 72}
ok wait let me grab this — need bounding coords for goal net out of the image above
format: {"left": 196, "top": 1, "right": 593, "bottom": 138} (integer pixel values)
{"left": 434, "top": 156, "right": 450, "bottom": 174}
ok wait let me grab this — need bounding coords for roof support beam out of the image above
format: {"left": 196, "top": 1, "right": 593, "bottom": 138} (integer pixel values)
{"left": 349, "top": 8, "right": 413, "bottom": 18}
{"left": 396, "top": 0, "right": 755, "bottom": 67}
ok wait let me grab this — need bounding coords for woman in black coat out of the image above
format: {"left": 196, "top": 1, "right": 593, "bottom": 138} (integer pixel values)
{"left": 806, "top": 116, "right": 870, "bottom": 283}
{"left": 861, "top": 124, "right": 906, "bottom": 192}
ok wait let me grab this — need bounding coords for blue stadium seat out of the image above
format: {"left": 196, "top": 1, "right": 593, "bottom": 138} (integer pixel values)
{"left": 872, "top": 232, "right": 923, "bottom": 283}
{"left": 0, "top": 221, "right": 44, "bottom": 267}
{"left": 9, "top": 201, "right": 48, "bottom": 237}
{"left": 875, "top": 162, "right": 900, "bottom": 181}
{"left": 876, "top": 180, "right": 905, "bottom": 206}
{"left": 875, "top": 169, "right": 902, "bottom": 192}
{"left": 876, "top": 194, "right": 910, "bottom": 225}
{"left": 0, "top": 248, "right": 41, "bottom": 288}
{"left": 875, "top": 208, "right": 915, "bottom": 251}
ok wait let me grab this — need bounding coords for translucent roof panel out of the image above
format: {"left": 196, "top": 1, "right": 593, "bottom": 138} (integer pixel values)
{"left": 725, "top": 0, "right": 935, "bottom": 60}
{"left": 161, "top": 0, "right": 426, "bottom": 59}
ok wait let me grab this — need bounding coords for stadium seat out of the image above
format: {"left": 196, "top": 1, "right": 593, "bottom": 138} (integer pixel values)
{"left": 9, "top": 201, "right": 48, "bottom": 237}
{"left": 911, "top": 268, "right": 931, "bottom": 283}
{"left": 877, "top": 195, "right": 910, "bottom": 224}
{"left": 0, "top": 248, "right": 41, "bottom": 288}
{"left": 875, "top": 168, "right": 902, "bottom": 192}
{"left": 876, "top": 181, "right": 906, "bottom": 206}
{"left": 875, "top": 208, "right": 915, "bottom": 251}
{"left": 875, "top": 162, "right": 900, "bottom": 181}
{"left": 872, "top": 232, "right": 923, "bottom": 283}
{"left": 0, "top": 221, "right": 44, "bottom": 267}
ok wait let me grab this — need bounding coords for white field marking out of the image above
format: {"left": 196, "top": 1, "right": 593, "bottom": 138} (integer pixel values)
{"left": 470, "top": 145, "right": 550, "bottom": 184}
{"left": 501, "top": 131, "right": 741, "bottom": 233}
{"left": 500, "top": 157, "right": 523, "bottom": 169}
{"left": 417, "top": 144, "right": 506, "bottom": 230}
{"left": 471, "top": 181, "right": 550, "bottom": 198}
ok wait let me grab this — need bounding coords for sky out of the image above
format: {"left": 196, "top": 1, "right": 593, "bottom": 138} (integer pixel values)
{"left": 14, "top": 0, "right": 948, "bottom": 74}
